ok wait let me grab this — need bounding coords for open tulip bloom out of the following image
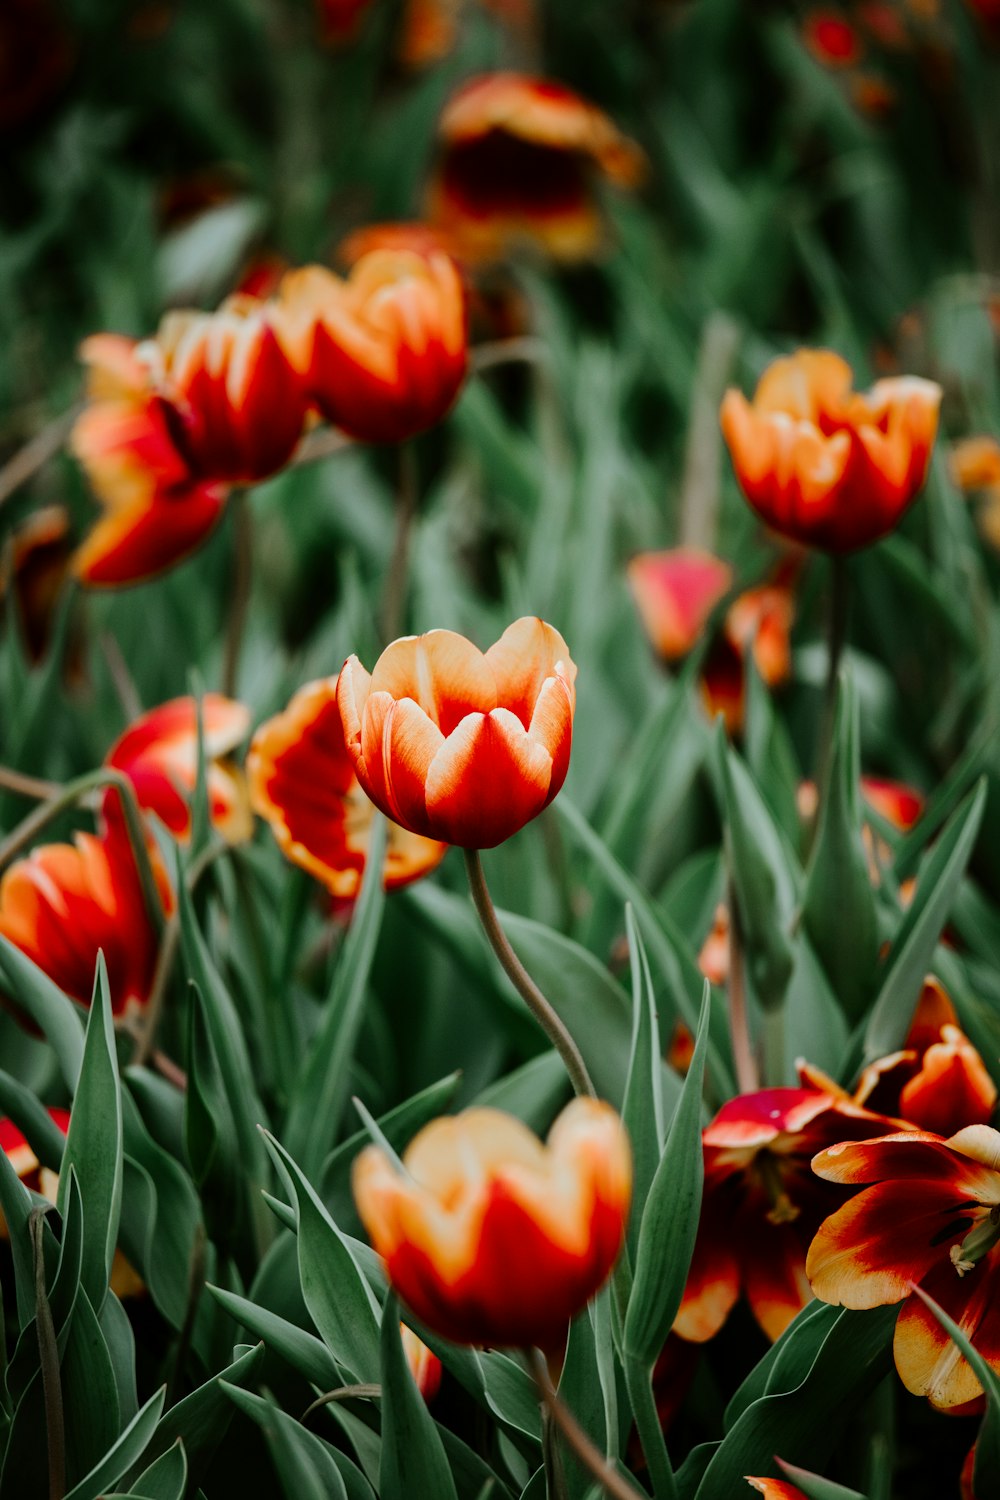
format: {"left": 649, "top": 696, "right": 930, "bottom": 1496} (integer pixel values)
{"left": 352, "top": 1098, "right": 631, "bottom": 1348}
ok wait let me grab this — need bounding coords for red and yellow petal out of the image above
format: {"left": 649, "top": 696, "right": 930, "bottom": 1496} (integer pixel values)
{"left": 627, "top": 549, "right": 733, "bottom": 662}
{"left": 73, "top": 483, "right": 228, "bottom": 588}
{"left": 894, "top": 1253, "right": 1000, "bottom": 1409}
{"left": 423, "top": 708, "right": 553, "bottom": 847}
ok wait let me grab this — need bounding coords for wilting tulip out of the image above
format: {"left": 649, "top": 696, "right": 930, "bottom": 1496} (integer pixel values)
{"left": 71, "top": 334, "right": 228, "bottom": 586}
{"left": 427, "top": 72, "right": 645, "bottom": 264}
{"left": 276, "top": 250, "right": 467, "bottom": 444}
{"left": 248, "top": 674, "right": 447, "bottom": 897}
{"left": 353, "top": 1098, "right": 631, "bottom": 1347}
{"left": 0, "top": 818, "right": 171, "bottom": 1022}
{"left": 141, "top": 297, "right": 307, "bottom": 484}
{"left": 401, "top": 1325, "right": 442, "bottom": 1400}
{"left": 337, "top": 618, "right": 576, "bottom": 848}
{"left": 720, "top": 349, "right": 942, "bottom": 552}
{"left": 808, "top": 1125, "right": 1000, "bottom": 1407}
{"left": 627, "top": 549, "right": 733, "bottom": 662}
{"left": 674, "top": 1087, "right": 900, "bottom": 1344}
{"left": 801, "top": 977, "right": 996, "bottom": 1143}
{"left": 105, "top": 694, "right": 252, "bottom": 845}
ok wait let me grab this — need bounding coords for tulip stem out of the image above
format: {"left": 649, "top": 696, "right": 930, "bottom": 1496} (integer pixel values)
{"left": 624, "top": 1356, "right": 677, "bottom": 1500}
{"left": 815, "top": 554, "right": 850, "bottom": 805}
{"left": 526, "top": 1347, "right": 649, "bottom": 1500}
{"left": 726, "top": 891, "right": 758, "bottom": 1094}
{"left": 0, "top": 403, "right": 82, "bottom": 516}
{"left": 0, "top": 764, "right": 60, "bottom": 801}
{"left": 465, "top": 849, "right": 596, "bottom": 1099}
{"left": 381, "top": 444, "right": 417, "bottom": 644}
{"left": 221, "top": 489, "right": 252, "bottom": 698}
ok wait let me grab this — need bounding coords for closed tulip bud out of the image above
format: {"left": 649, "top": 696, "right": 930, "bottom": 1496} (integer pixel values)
{"left": 721, "top": 349, "right": 941, "bottom": 552}
{"left": 336, "top": 617, "right": 576, "bottom": 848}
{"left": 276, "top": 249, "right": 468, "bottom": 444}
{"left": 142, "top": 296, "right": 308, "bottom": 483}
{"left": 353, "top": 1099, "right": 631, "bottom": 1347}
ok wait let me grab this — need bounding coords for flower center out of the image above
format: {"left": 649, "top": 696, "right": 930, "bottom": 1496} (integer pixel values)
{"left": 757, "top": 1154, "right": 800, "bottom": 1226}
{"left": 950, "top": 1204, "right": 1000, "bottom": 1277}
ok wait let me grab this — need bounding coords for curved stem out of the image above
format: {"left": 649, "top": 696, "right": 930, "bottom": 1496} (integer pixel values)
{"left": 0, "top": 765, "right": 60, "bottom": 801}
{"left": 380, "top": 444, "right": 417, "bottom": 645}
{"left": 464, "top": 849, "right": 595, "bottom": 1098}
{"left": 526, "top": 1347, "right": 648, "bottom": 1500}
{"left": 624, "top": 1356, "right": 677, "bottom": 1500}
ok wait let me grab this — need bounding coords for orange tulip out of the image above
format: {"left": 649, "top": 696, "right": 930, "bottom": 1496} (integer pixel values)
{"left": 674, "top": 1087, "right": 900, "bottom": 1345}
{"left": 141, "top": 296, "right": 308, "bottom": 484}
{"left": 701, "top": 573, "right": 797, "bottom": 733}
{"left": 746, "top": 1482, "right": 808, "bottom": 1500}
{"left": 951, "top": 435, "right": 1000, "bottom": 492}
{"left": 247, "top": 674, "right": 447, "bottom": 897}
{"left": 0, "top": 817, "right": 171, "bottom": 1022}
{"left": 276, "top": 249, "right": 467, "bottom": 444}
{"left": 105, "top": 694, "right": 252, "bottom": 845}
{"left": 71, "top": 334, "right": 228, "bottom": 586}
{"left": 337, "top": 618, "right": 577, "bottom": 849}
{"left": 808, "top": 1126, "right": 1000, "bottom": 1407}
{"left": 352, "top": 1099, "right": 631, "bottom": 1347}
{"left": 337, "top": 221, "right": 462, "bottom": 270}
{"left": 720, "top": 349, "right": 942, "bottom": 552}
{"left": 401, "top": 1324, "right": 442, "bottom": 1399}
{"left": 426, "top": 72, "right": 645, "bottom": 264}
{"left": 627, "top": 549, "right": 733, "bottom": 661}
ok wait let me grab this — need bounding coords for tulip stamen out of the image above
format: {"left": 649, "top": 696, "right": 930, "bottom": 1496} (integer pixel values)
{"left": 757, "top": 1155, "right": 801, "bottom": 1226}
{"left": 949, "top": 1204, "right": 1000, "bottom": 1277}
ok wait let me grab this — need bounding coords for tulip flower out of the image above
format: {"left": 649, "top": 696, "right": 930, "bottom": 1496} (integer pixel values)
{"left": 141, "top": 296, "right": 308, "bottom": 484}
{"left": 701, "top": 572, "right": 797, "bottom": 733}
{"left": 401, "top": 1325, "right": 442, "bottom": 1400}
{"left": 71, "top": 334, "right": 228, "bottom": 586}
{"left": 105, "top": 694, "right": 252, "bottom": 845}
{"left": 674, "top": 1087, "right": 900, "bottom": 1344}
{"left": 801, "top": 977, "right": 996, "bottom": 1142}
{"left": 276, "top": 249, "right": 468, "bottom": 444}
{"left": 0, "top": 506, "right": 74, "bottom": 664}
{"left": 426, "top": 72, "right": 645, "bottom": 264}
{"left": 0, "top": 818, "right": 171, "bottom": 1022}
{"left": 247, "top": 674, "right": 446, "bottom": 897}
{"left": 352, "top": 1098, "right": 631, "bottom": 1347}
{"left": 802, "top": 11, "right": 863, "bottom": 66}
{"left": 808, "top": 1125, "right": 1000, "bottom": 1407}
{"left": 0, "top": 1109, "right": 70, "bottom": 1224}
{"left": 627, "top": 549, "right": 733, "bottom": 661}
{"left": 746, "top": 1482, "right": 808, "bottom": 1500}
{"left": 337, "top": 618, "right": 576, "bottom": 849}
{"left": 720, "top": 349, "right": 942, "bottom": 552}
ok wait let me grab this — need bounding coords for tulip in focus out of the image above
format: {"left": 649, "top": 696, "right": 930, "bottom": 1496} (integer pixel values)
{"left": 105, "top": 694, "right": 252, "bottom": 845}
{"left": 674, "top": 1087, "right": 900, "bottom": 1344}
{"left": 71, "top": 335, "right": 228, "bottom": 586}
{"left": 808, "top": 1125, "right": 1000, "bottom": 1407}
{"left": 248, "top": 674, "right": 447, "bottom": 897}
{"left": 276, "top": 249, "right": 468, "bottom": 444}
{"left": 353, "top": 1098, "right": 631, "bottom": 1346}
{"left": 720, "top": 349, "right": 942, "bottom": 551}
{"left": 337, "top": 618, "right": 576, "bottom": 848}
{"left": 0, "top": 817, "right": 171, "bottom": 1022}
{"left": 427, "top": 73, "right": 645, "bottom": 264}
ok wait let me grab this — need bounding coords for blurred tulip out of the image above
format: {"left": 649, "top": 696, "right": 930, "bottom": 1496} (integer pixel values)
{"left": 401, "top": 1325, "right": 443, "bottom": 1399}
{"left": 701, "top": 572, "right": 797, "bottom": 733}
{"left": 337, "top": 618, "right": 576, "bottom": 848}
{"left": 675, "top": 1087, "right": 900, "bottom": 1344}
{"left": 427, "top": 73, "right": 645, "bottom": 264}
{"left": 0, "top": 506, "right": 74, "bottom": 664}
{"left": 353, "top": 1098, "right": 631, "bottom": 1346}
{"left": 105, "top": 694, "right": 252, "bottom": 845}
{"left": 808, "top": 1125, "right": 1000, "bottom": 1407}
{"left": 627, "top": 548, "right": 733, "bottom": 661}
{"left": 746, "top": 1482, "right": 808, "bottom": 1500}
{"left": 71, "top": 334, "right": 227, "bottom": 586}
{"left": 337, "top": 221, "right": 462, "bottom": 269}
{"left": 0, "top": 818, "right": 171, "bottom": 1022}
{"left": 248, "top": 674, "right": 447, "bottom": 897}
{"left": 951, "top": 435, "right": 1000, "bottom": 491}
{"left": 721, "top": 349, "right": 941, "bottom": 551}
{"left": 277, "top": 250, "right": 467, "bottom": 443}
{"left": 802, "top": 10, "right": 863, "bottom": 66}
{"left": 316, "top": 0, "right": 374, "bottom": 44}
{"left": 0, "top": 1109, "right": 70, "bottom": 1223}
{"left": 697, "top": 904, "right": 731, "bottom": 987}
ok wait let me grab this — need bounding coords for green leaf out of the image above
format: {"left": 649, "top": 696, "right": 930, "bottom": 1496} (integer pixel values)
{"left": 801, "top": 673, "right": 878, "bottom": 1022}
{"left": 379, "top": 1294, "right": 458, "bottom": 1500}
{"left": 622, "top": 906, "right": 667, "bottom": 1257}
{"left": 864, "top": 780, "right": 987, "bottom": 1063}
{"left": 207, "top": 1284, "right": 339, "bottom": 1389}
{"left": 61, "top": 1285, "right": 122, "bottom": 1490}
{"left": 124, "top": 1437, "right": 189, "bottom": 1499}
{"left": 0, "top": 1067, "right": 69, "bottom": 1173}
{"left": 63, "top": 1385, "right": 166, "bottom": 1500}
{"left": 285, "top": 815, "right": 387, "bottom": 1178}
{"left": 910, "top": 1283, "right": 1000, "bottom": 1493}
{"left": 57, "top": 954, "right": 123, "bottom": 1313}
{"left": 222, "top": 1384, "right": 348, "bottom": 1500}
{"left": 774, "top": 1459, "right": 867, "bottom": 1500}
{"left": 711, "top": 727, "right": 799, "bottom": 1009}
{"left": 0, "top": 934, "right": 85, "bottom": 1089}
{"left": 260, "top": 1129, "right": 381, "bottom": 1383}
{"left": 185, "top": 981, "right": 243, "bottom": 1239}
{"left": 624, "top": 982, "right": 711, "bottom": 1366}
{"left": 0, "top": 1110, "right": 43, "bottom": 1329}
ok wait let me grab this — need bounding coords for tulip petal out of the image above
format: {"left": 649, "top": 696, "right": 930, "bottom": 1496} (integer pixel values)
{"left": 485, "top": 616, "right": 576, "bottom": 727}
{"left": 424, "top": 707, "right": 552, "bottom": 847}
{"left": 894, "top": 1253, "right": 1000, "bottom": 1409}
{"left": 371, "top": 631, "right": 496, "bottom": 735}
{"left": 382, "top": 697, "right": 446, "bottom": 834}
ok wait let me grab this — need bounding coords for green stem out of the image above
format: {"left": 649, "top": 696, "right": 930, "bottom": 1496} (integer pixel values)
{"left": 380, "top": 444, "right": 417, "bottom": 645}
{"left": 221, "top": 490, "right": 252, "bottom": 698}
{"left": 30, "top": 1210, "right": 65, "bottom": 1500}
{"left": 624, "top": 1356, "right": 676, "bottom": 1500}
{"left": 815, "top": 554, "right": 850, "bottom": 804}
{"left": 526, "top": 1347, "right": 649, "bottom": 1500}
{"left": 725, "top": 889, "right": 758, "bottom": 1095}
{"left": 464, "top": 849, "right": 596, "bottom": 1099}
{"left": 761, "top": 1002, "right": 786, "bottom": 1088}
